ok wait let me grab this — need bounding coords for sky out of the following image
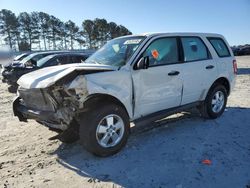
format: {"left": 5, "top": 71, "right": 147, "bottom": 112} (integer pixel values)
{"left": 0, "top": 0, "right": 249, "bottom": 45}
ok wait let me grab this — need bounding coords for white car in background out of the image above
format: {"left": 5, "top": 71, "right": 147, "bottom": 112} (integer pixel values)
{"left": 13, "top": 33, "right": 237, "bottom": 156}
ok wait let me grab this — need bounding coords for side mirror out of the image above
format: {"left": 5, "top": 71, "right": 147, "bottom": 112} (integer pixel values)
{"left": 136, "top": 56, "right": 149, "bottom": 70}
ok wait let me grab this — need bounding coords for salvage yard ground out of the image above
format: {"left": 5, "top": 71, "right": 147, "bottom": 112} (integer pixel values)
{"left": 0, "top": 56, "right": 250, "bottom": 188}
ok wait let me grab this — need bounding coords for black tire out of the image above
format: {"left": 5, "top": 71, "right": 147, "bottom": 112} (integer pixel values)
{"left": 57, "top": 127, "right": 79, "bottom": 144}
{"left": 7, "top": 84, "right": 18, "bottom": 93}
{"left": 78, "top": 103, "right": 130, "bottom": 157}
{"left": 199, "top": 85, "right": 227, "bottom": 119}
{"left": 58, "top": 131, "right": 79, "bottom": 143}
{"left": 47, "top": 120, "right": 79, "bottom": 143}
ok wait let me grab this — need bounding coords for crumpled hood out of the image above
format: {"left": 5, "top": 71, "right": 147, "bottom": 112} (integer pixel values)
{"left": 17, "top": 63, "right": 116, "bottom": 89}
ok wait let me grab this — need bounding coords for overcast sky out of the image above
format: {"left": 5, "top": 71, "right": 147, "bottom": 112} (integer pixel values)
{"left": 0, "top": 0, "right": 249, "bottom": 45}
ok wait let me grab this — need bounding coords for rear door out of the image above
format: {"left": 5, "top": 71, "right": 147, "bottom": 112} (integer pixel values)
{"left": 180, "top": 36, "right": 218, "bottom": 105}
{"left": 207, "top": 37, "right": 234, "bottom": 75}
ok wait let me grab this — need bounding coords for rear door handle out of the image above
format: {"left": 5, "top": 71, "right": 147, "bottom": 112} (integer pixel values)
{"left": 168, "top": 71, "right": 180, "bottom": 76}
{"left": 206, "top": 65, "right": 214, "bottom": 69}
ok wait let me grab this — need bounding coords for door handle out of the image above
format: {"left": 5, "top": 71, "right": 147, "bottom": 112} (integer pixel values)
{"left": 206, "top": 65, "right": 214, "bottom": 69}
{"left": 168, "top": 71, "right": 180, "bottom": 76}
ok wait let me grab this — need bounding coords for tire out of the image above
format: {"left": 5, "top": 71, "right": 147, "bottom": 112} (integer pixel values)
{"left": 199, "top": 85, "right": 227, "bottom": 119}
{"left": 58, "top": 126, "right": 79, "bottom": 144}
{"left": 58, "top": 130, "right": 79, "bottom": 143}
{"left": 7, "top": 84, "right": 18, "bottom": 93}
{"left": 78, "top": 103, "right": 130, "bottom": 157}
{"left": 48, "top": 120, "right": 79, "bottom": 143}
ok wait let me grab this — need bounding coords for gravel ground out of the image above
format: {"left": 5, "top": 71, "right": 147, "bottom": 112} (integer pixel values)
{"left": 0, "top": 56, "right": 249, "bottom": 188}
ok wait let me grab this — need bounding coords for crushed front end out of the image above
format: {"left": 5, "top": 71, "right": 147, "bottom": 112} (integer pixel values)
{"left": 13, "top": 75, "right": 88, "bottom": 131}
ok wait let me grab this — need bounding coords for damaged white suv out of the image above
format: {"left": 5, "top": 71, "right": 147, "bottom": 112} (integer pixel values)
{"left": 13, "top": 33, "right": 237, "bottom": 156}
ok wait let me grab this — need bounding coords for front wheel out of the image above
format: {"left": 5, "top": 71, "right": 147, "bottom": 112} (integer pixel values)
{"left": 78, "top": 103, "right": 130, "bottom": 157}
{"left": 199, "top": 85, "right": 227, "bottom": 119}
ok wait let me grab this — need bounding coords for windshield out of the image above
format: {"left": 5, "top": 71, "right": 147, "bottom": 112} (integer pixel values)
{"left": 19, "top": 54, "right": 37, "bottom": 64}
{"left": 19, "top": 53, "right": 49, "bottom": 66}
{"left": 85, "top": 36, "right": 145, "bottom": 67}
{"left": 37, "top": 55, "right": 55, "bottom": 67}
{"left": 14, "top": 53, "right": 28, "bottom": 61}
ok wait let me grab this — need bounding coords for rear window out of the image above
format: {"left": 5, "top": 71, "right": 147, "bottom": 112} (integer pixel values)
{"left": 208, "top": 38, "right": 231, "bottom": 57}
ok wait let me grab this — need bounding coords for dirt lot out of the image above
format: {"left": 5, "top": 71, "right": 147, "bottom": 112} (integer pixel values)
{"left": 0, "top": 56, "right": 249, "bottom": 188}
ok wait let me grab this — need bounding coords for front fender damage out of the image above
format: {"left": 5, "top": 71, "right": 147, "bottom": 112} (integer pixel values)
{"left": 65, "top": 75, "right": 88, "bottom": 108}
{"left": 14, "top": 74, "right": 90, "bottom": 130}
{"left": 14, "top": 69, "right": 131, "bottom": 131}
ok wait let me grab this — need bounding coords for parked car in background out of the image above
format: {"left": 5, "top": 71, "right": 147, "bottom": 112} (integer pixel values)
{"left": 2, "top": 52, "right": 90, "bottom": 90}
{"left": 231, "top": 47, "right": 240, "bottom": 56}
{"left": 1, "top": 51, "right": 67, "bottom": 86}
{"left": 13, "top": 33, "right": 237, "bottom": 157}
{"left": 2, "top": 52, "right": 32, "bottom": 69}
{"left": 36, "top": 53, "right": 88, "bottom": 68}
{"left": 238, "top": 46, "right": 250, "bottom": 56}
{"left": 13, "top": 53, "right": 31, "bottom": 63}
{"left": 231, "top": 45, "right": 250, "bottom": 56}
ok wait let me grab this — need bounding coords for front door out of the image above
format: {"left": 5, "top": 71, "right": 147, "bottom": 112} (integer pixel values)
{"left": 132, "top": 37, "right": 183, "bottom": 118}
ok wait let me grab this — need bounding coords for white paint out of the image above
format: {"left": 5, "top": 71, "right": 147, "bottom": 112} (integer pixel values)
{"left": 17, "top": 63, "right": 116, "bottom": 89}
{"left": 17, "top": 32, "right": 236, "bottom": 122}
{"left": 85, "top": 70, "right": 133, "bottom": 118}
{"left": 132, "top": 64, "right": 182, "bottom": 119}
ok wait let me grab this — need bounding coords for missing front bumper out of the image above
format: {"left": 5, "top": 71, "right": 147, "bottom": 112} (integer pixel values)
{"left": 13, "top": 96, "right": 55, "bottom": 121}
{"left": 13, "top": 97, "right": 73, "bottom": 131}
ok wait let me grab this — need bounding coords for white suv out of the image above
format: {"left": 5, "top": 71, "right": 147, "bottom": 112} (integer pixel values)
{"left": 13, "top": 33, "right": 237, "bottom": 156}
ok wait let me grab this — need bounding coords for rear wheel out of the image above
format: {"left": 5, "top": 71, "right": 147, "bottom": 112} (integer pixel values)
{"left": 199, "top": 85, "right": 227, "bottom": 119}
{"left": 78, "top": 103, "right": 130, "bottom": 157}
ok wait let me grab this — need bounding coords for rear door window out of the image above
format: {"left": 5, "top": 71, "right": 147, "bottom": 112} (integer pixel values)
{"left": 181, "top": 37, "right": 210, "bottom": 62}
{"left": 46, "top": 56, "right": 68, "bottom": 66}
{"left": 208, "top": 38, "right": 231, "bottom": 57}
{"left": 58, "top": 56, "right": 69, "bottom": 64}
{"left": 45, "top": 58, "right": 59, "bottom": 66}
{"left": 71, "top": 55, "right": 86, "bottom": 63}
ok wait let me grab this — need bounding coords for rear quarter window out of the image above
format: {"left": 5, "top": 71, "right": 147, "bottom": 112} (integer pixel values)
{"left": 208, "top": 38, "right": 231, "bottom": 57}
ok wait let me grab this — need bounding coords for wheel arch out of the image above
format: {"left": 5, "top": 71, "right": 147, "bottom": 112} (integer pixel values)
{"left": 208, "top": 77, "right": 231, "bottom": 96}
{"left": 83, "top": 93, "right": 131, "bottom": 118}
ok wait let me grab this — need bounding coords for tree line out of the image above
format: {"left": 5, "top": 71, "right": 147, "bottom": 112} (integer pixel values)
{"left": 0, "top": 9, "right": 132, "bottom": 51}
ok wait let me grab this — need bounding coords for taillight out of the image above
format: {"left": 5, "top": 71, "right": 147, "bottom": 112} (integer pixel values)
{"left": 233, "top": 59, "right": 237, "bottom": 74}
